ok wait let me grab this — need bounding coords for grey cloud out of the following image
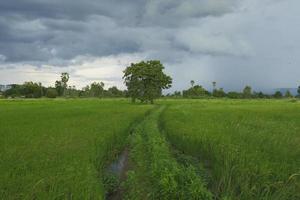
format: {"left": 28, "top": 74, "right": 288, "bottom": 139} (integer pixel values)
{"left": 141, "top": 0, "right": 238, "bottom": 26}
{"left": 1, "top": 0, "right": 299, "bottom": 91}
{"left": 0, "top": 0, "right": 238, "bottom": 63}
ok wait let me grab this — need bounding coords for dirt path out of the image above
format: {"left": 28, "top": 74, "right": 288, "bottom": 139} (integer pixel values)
{"left": 107, "top": 105, "right": 212, "bottom": 199}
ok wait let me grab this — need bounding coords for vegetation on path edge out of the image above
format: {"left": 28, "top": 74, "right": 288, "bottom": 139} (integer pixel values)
{"left": 123, "top": 105, "right": 212, "bottom": 199}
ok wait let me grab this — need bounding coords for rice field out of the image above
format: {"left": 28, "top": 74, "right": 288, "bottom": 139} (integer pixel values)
{"left": 0, "top": 99, "right": 153, "bottom": 199}
{"left": 161, "top": 99, "right": 300, "bottom": 199}
{"left": 1, "top": 99, "right": 299, "bottom": 199}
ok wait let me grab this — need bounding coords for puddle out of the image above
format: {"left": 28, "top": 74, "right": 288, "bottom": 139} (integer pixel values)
{"left": 106, "top": 148, "right": 130, "bottom": 200}
{"left": 109, "top": 149, "right": 129, "bottom": 178}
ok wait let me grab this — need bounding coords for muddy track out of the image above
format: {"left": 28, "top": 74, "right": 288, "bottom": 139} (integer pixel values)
{"left": 106, "top": 106, "right": 161, "bottom": 200}
{"left": 107, "top": 148, "right": 130, "bottom": 200}
{"left": 106, "top": 105, "right": 212, "bottom": 199}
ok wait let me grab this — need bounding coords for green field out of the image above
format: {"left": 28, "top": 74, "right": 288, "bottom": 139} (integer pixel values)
{"left": 1, "top": 99, "right": 299, "bottom": 199}
{"left": 0, "top": 99, "right": 153, "bottom": 199}
{"left": 161, "top": 99, "right": 300, "bottom": 199}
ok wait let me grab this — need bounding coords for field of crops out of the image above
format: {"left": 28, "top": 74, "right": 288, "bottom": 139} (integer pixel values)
{"left": 161, "top": 99, "right": 300, "bottom": 199}
{"left": 1, "top": 99, "right": 299, "bottom": 199}
{"left": 0, "top": 99, "right": 153, "bottom": 199}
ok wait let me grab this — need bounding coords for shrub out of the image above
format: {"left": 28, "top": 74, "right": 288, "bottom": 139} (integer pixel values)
{"left": 46, "top": 88, "right": 58, "bottom": 98}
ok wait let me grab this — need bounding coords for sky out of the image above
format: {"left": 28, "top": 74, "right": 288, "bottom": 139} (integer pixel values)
{"left": 0, "top": 0, "right": 300, "bottom": 92}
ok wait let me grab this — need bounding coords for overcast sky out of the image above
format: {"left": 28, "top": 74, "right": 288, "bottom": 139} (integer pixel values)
{"left": 0, "top": 0, "right": 299, "bottom": 92}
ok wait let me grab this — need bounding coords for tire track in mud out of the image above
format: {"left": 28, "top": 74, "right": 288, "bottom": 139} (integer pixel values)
{"left": 106, "top": 105, "right": 212, "bottom": 199}
{"left": 105, "top": 106, "right": 159, "bottom": 200}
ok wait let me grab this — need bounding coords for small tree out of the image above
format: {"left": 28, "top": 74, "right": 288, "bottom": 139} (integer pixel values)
{"left": 257, "top": 91, "right": 265, "bottom": 99}
{"left": 298, "top": 86, "right": 300, "bottom": 97}
{"left": 212, "top": 81, "right": 216, "bottom": 91}
{"left": 107, "top": 86, "right": 124, "bottom": 97}
{"left": 273, "top": 91, "right": 283, "bottom": 98}
{"left": 243, "top": 86, "right": 252, "bottom": 98}
{"left": 190, "top": 80, "right": 195, "bottom": 87}
{"left": 55, "top": 80, "right": 64, "bottom": 96}
{"left": 183, "top": 85, "right": 208, "bottom": 98}
{"left": 227, "top": 91, "right": 241, "bottom": 99}
{"left": 123, "top": 60, "right": 172, "bottom": 103}
{"left": 46, "top": 88, "right": 58, "bottom": 98}
{"left": 213, "top": 88, "right": 226, "bottom": 98}
{"left": 285, "top": 90, "right": 293, "bottom": 98}
{"left": 23, "top": 82, "right": 43, "bottom": 98}
{"left": 90, "top": 82, "right": 105, "bottom": 97}
{"left": 61, "top": 72, "right": 69, "bottom": 96}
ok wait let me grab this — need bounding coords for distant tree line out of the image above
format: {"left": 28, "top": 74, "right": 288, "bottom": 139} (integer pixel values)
{"left": 1, "top": 60, "right": 300, "bottom": 101}
{"left": 1, "top": 72, "right": 126, "bottom": 99}
{"left": 167, "top": 81, "right": 300, "bottom": 99}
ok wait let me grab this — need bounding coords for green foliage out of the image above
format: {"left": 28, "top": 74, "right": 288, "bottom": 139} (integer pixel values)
{"left": 123, "top": 60, "right": 172, "bottom": 103}
{"left": 61, "top": 72, "right": 69, "bottom": 96}
{"left": 0, "top": 99, "right": 153, "bottom": 199}
{"left": 227, "top": 91, "right": 242, "bottom": 99}
{"left": 213, "top": 88, "right": 226, "bottom": 98}
{"left": 55, "top": 80, "right": 64, "bottom": 96}
{"left": 46, "top": 88, "right": 58, "bottom": 98}
{"left": 212, "top": 81, "right": 217, "bottom": 90}
{"left": 65, "top": 85, "right": 80, "bottom": 97}
{"left": 285, "top": 90, "right": 293, "bottom": 98}
{"left": 22, "top": 82, "right": 43, "bottom": 98}
{"left": 55, "top": 72, "right": 70, "bottom": 96}
{"left": 90, "top": 82, "right": 105, "bottom": 97}
{"left": 243, "top": 85, "right": 252, "bottom": 98}
{"left": 107, "top": 86, "right": 125, "bottom": 97}
{"left": 273, "top": 91, "right": 283, "bottom": 98}
{"left": 125, "top": 106, "right": 212, "bottom": 199}
{"left": 161, "top": 100, "right": 300, "bottom": 200}
{"left": 79, "top": 83, "right": 126, "bottom": 98}
{"left": 253, "top": 91, "right": 267, "bottom": 98}
{"left": 190, "top": 80, "right": 195, "bottom": 87}
{"left": 4, "top": 82, "right": 44, "bottom": 98}
{"left": 102, "top": 172, "right": 119, "bottom": 196}
{"left": 183, "top": 85, "right": 209, "bottom": 98}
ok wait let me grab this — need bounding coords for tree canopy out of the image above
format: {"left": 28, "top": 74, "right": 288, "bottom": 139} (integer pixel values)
{"left": 243, "top": 86, "right": 252, "bottom": 98}
{"left": 183, "top": 85, "right": 209, "bottom": 98}
{"left": 123, "top": 60, "right": 172, "bottom": 103}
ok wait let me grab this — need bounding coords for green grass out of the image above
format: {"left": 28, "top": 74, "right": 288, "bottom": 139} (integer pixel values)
{"left": 1, "top": 98, "right": 300, "bottom": 199}
{"left": 161, "top": 99, "right": 300, "bottom": 199}
{"left": 125, "top": 106, "right": 212, "bottom": 199}
{"left": 0, "top": 99, "right": 153, "bottom": 199}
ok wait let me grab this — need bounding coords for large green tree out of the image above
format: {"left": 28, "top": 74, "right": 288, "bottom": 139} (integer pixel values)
{"left": 123, "top": 60, "right": 172, "bottom": 103}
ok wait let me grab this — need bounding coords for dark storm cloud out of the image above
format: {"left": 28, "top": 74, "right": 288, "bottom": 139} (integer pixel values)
{"left": 0, "top": 0, "right": 238, "bottom": 63}
{"left": 1, "top": 0, "right": 300, "bottom": 91}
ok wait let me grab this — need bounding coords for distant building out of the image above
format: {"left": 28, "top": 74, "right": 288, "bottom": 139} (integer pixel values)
{"left": 0, "top": 84, "right": 12, "bottom": 92}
